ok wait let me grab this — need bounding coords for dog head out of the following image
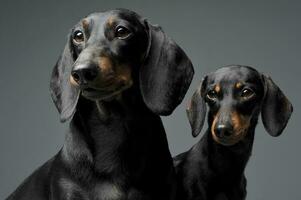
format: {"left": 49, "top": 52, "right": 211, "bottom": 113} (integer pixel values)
{"left": 50, "top": 9, "right": 194, "bottom": 122}
{"left": 187, "top": 65, "right": 293, "bottom": 146}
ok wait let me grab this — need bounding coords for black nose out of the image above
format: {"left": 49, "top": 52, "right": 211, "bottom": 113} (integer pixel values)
{"left": 71, "top": 64, "right": 98, "bottom": 85}
{"left": 214, "top": 124, "right": 233, "bottom": 138}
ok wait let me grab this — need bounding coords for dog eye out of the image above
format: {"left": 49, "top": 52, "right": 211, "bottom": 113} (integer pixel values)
{"left": 241, "top": 88, "right": 255, "bottom": 99}
{"left": 206, "top": 90, "right": 218, "bottom": 101}
{"left": 73, "top": 30, "right": 84, "bottom": 43}
{"left": 115, "top": 26, "right": 131, "bottom": 39}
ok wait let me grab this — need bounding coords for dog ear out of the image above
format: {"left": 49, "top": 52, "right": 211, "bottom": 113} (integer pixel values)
{"left": 50, "top": 35, "right": 80, "bottom": 122}
{"left": 186, "top": 77, "right": 207, "bottom": 137}
{"left": 140, "top": 21, "right": 194, "bottom": 116}
{"left": 261, "top": 75, "right": 293, "bottom": 137}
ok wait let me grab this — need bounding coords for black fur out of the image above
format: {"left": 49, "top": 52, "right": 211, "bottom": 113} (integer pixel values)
{"left": 7, "top": 9, "right": 194, "bottom": 200}
{"left": 174, "top": 65, "right": 293, "bottom": 200}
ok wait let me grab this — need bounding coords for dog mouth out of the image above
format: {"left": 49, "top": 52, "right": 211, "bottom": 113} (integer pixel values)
{"left": 81, "top": 81, "right": 133, "bottom": 101}
{"left": 212, "top": 131, "right": 247, "bottom": 146}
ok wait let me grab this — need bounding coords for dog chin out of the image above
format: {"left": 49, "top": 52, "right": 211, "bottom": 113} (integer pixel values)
{"left": 214, "top": 138, "right": 240, "bottom": 146}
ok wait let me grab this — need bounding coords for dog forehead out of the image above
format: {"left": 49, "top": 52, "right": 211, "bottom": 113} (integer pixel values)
{"left": 207, "top": 65, "right": 261, "bottom": 86}
{"left": 84, "top": 9, "right": 141, "bottom": 26}
{"left": 83, "top": 12, "right": 117, "bottom": 26}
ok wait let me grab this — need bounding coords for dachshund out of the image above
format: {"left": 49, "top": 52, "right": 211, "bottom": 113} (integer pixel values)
{"left": 174, "top": 65, "right": 292, "bottom": 200}
{"left": 7, "top": 9, "right": 194, "bottom": 200}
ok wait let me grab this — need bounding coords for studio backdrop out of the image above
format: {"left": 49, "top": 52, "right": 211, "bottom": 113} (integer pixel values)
{"left": 0, "top": 0, "right": 300, "bottom": 199}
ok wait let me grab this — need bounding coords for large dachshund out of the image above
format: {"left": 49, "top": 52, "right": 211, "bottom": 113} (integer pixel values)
{"left": 7, "top": 9, "right": 194, "bottom": 200}
{"left": 174, "top": 65, "right": 292, "bottom": 200}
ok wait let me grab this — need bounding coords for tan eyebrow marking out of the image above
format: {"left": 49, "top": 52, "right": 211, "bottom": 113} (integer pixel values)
{"left": 235, "top": 82, "right": 243, "bottom": 89}
{"left": 214, "top": 84, "right": 221, "bottom": 93}
{"left": 107, "top": 16, "right": 116, "bottom": 27}
{"left": 82, "top": 19, "right": 89, "bottom": 30}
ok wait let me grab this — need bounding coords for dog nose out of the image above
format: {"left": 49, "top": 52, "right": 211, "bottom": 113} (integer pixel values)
{"left": 71, "top": 64, "right": 99, "bottom": 85}
{"left": 214, "top": 124, "right": 233, "bottom": 138}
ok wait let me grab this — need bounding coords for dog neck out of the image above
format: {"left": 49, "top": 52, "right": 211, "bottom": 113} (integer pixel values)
{"left": 196, "top": 117, "right": 259, "bottom": 180}
{"left": 62, "top": 86, "right": 171, "bottom": 178}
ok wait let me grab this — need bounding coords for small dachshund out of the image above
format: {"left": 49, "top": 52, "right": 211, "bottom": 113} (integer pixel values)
{"left": 174, "top": 65, "right": 293, "bottom": 200}
{"left": 7, "top": 9, "right": 194, "bottom": 200}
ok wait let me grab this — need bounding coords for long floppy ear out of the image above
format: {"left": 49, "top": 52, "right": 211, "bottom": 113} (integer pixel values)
{"left": 50, "top": 35, "right": 80, "bottom": 122}
{"left": 140, "top": 22, "right": 194, "bottom": 116}
{"left": 186, "top": 77, "right": 207, "bottom": 137}
{"left": 261, "top": 75, "right": 293, "bottom": 136}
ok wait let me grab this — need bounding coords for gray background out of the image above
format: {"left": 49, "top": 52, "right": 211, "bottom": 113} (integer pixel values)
{"left": 0, "top": 0, "right": 300, "bottom": 199}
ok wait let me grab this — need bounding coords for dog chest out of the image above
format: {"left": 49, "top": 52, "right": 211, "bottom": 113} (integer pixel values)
{"left": 58, "top": 177, "right": 150, "bottom": 200}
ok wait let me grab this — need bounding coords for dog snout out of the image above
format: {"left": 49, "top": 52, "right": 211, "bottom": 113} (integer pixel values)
{"left": 71, "top": 64, "right": 99, "bottom": 85}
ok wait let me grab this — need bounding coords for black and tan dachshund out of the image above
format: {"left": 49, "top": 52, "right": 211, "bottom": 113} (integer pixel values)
{"left": 174, "top": 65, "right": 293, "bottom": 200}
{"left": 7, "top": 9, "right": 194, "bottom": 200}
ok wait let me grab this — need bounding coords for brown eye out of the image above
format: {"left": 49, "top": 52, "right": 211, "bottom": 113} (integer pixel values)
{"left": 206, "top": 90, "right": 218, "bottom": 101}
{"left": 73, "top": 30, "right": 84, "bottom": 43}
{"left": 115, "top": 26, "right": 131, "bottom": 39}
{"left": 241, "top": 88, "right": 255, "bottom": 99}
